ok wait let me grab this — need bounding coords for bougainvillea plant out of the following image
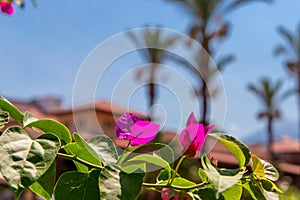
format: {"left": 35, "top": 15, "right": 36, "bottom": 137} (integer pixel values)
{"left": 0, "top": 97, "right": 282, "bottom": 199}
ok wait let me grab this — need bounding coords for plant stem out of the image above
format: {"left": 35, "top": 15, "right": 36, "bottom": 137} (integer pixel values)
{"left": 168, "top": 156, "right": 186, "bottom": 185}
{"left": 116, "top": 141, "right": 132, "bottom": 165}
{"left": 142, "top": 181, "right": 207, "bottom": 191}
{"left": 57, "top": 152, "right": 103, "bottom": 169}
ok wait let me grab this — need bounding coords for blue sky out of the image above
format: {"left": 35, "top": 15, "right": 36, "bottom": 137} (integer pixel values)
{"left": 0, "top": 0, "right": 299, "bottom": 141}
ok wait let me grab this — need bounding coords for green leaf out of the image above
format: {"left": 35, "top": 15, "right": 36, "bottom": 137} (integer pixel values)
{"left": 23, "top": 111, "right": 38, "bottom": 127}
{"left": 209, "top": 133, "right": 251, "bottom": 167}
{"left": 198, "top": 168, "right": 208, "bottom": 182}
{"left": 251, "top": 154, "right": 265, "bottom": 177}
{"left": 123, "top": 154, "right": 172, "bottom": 173}
{"left": 251, "top": 154, "right": 279, "bottom": 181}
{"left": 29, "top": 161, "right": 56, "bottom": 200}
{"left": 0, "top": 111, "right": 9, "bottom": 129}
{"left": 197, "top": 187, "right": 218, "bottom": 200}
{"left": 119, "top": 169, "right": 145, "bottom": 200}
{"left": 161, "top": 177, "right": 196, "bottom": 187}
{"left": 54, "top": 170, "right": 100, "bottom": 200}
{"left": 87, "top": 135, "right": 118, "bottom": 164}
{"left": 29, "top": 182, "right": 52, "bottom": 200}
{"left": 121, "top": 162, "right": 146, "bottom": 174}
{"left": 99, "top": 165, "right": 145, "bottom": 200}
{"left": 156, "top": 168, "right": 179, "bottom": 183}
{"left": 243, "top": 182, "right": 266, "bottom": 200}
{"left": 201, "top": 156, "right": 245, "bottom": 194}
{"left": 221, "top": 182, "right": 243, "bottom": 200}
{"left": 261, "top": 160, "right": 279, "bottom": 182}
{"left": 0, "top": 127, "right": 60, "bottom": 198}
{"left": 0, "top": 97, "right": 24, "bottom": 124}
{"left": 260, "top": 177, "right": 282, "bottom": 193}
{"left": 73, "top": 132, "right": 102, "bottom": 167}
{"left": 63, "top": 143, "right": 89, "bottom": 172}
{"left": 118, "top": 143, "right": 174, "bottom": 166}
{"left": 26, "top": 119, "right": 72, "bottom": 145}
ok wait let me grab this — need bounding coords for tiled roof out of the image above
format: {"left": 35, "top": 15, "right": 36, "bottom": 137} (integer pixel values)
{"left": 9, "top": 99, "right": 59, "bottom": 120}
{"left": 50, "top": 100, "right": 148, "bottom": 118}
{"left": 278, "top": 162, "right": 300, "bottom": 175}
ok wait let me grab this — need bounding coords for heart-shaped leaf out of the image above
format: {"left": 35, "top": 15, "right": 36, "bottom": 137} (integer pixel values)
{"left": 251, "top": 154, "right": 279, "bottom": 181}
{"left": 63, "top": 143, "right": 89, "bottom": 172}
{"left": 29, "top": 161, "right": 56, "bottom": 200}
{"left": 243, "top": 182, "right": 266, "bottom": 200}
{"left": 198, "top": 168, "right": 208, "bottom": 182}
{"left": 87, "top": 135, "right": 118, "bottom": 164}
{"left": 118, "top": 143, "right": 174, "bottom": 166}
{"left": 73, "top": 132, "right": 102, "bottom": 167}
{"left": 157, "top": 168, "right": 179, "bottom": 183}
{"left": 123, "top": 154, "right": 172, "bottom": 173}
{"left": 197, "top": 187, "right": 218, "bottom": 200}
{"left": 201, "top": 156, "right": 245, "bottom": 194}
{"left": 221, "top": 182, "right": 243, "bottom": 200}
{"left": 0, "top": 126, "right": 60, "bottom": 198}
{"left": 54, "top": 170, "right": 100, "bottom": 200}
{"left": 26, "top": 119, "right": 72, "bottom": 145}
{"left": 159, "top": 177, "right": 196, "bottom": 188}
{"left": 251, "top": 154, "right": 265, "bottom": 177}
{"left": 259, "top": 177, "right": 282, "bottom": 193}
{"left": 0, "top": 97, "right": 24, "bottom": 124}
{"left": 209, "top": 133, "right": 251, "bottom": 167}
{"left": 99, "top": 165, "right": 145, "bottom": 200}
{"left": 30, "top": 182, "right": 52, "bottom": 200}
{"left": 23, "top": 111, "right": 38, "bottom": 127}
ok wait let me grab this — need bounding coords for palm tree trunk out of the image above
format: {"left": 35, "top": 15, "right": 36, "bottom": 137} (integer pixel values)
{"left": 298, "top": 74, "right": 300, "bottom": 150}
{"left": 148, "top": 82, "right": 155, "bottom": 111}
{"left": 267, "top": 117, "right": 274, "bottom": 162}
{"left": 200, "top": 35, "right": 210, "bottom": 124}
{"left": 148, "top": 67, "right": 156, "bottom": 113}
{"left": 201, "top": 81, "right": 207, "bottom": 124}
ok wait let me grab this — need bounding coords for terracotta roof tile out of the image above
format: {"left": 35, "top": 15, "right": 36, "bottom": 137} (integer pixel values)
{"left": 278, "top": 162, "right": 300, "bottom": 175}
{"left": 51, "top": 100, "right": 147, "bottom": 118}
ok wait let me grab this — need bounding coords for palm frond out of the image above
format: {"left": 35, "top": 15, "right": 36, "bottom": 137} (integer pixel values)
{"left": 286, "top": 61, "right": 300, "bottom": 75}
{"left": 247, "top": 84, "right": 263, "bottom": 97}
{"left": 216, "top": 54, "right": 235, "bottom": 71}
{"left": 281, "top": 88, "right": 297, "bottom": 101}
{"left": 226, "top": 0, "right": 272, "bottom": 12}
{"left": 277, "top": 26, "right": 297, "bottom": 55}
{"left": 278, "top": 26, "right": 294, "bottom": 44}
{"left": 127, "top": 31, "right": 142, "bottom": 47}
{"left": 169, "top": 53, "right": 203, "bottom": 81}
{"left": 273, "top": 45, "right": 287, "bottom": 56}
{"left": 248, "top": 78, "right": 284, "bottom": 111}
{"left": 211, "top": 23, "right": 230, "bottom": 39}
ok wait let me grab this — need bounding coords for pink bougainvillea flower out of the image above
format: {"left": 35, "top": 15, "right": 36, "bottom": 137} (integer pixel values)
{"left": 115, "top": 112, "right": 160, "bottom": 146}
{"left": 161, "top": 188, "right": 171, "bottom": 200}
{"left": 0, "top": 1, "right": 14, "bottom": 15}
{"left": 180, "top": 113, "right": 215, "bottom": 157}
{"left": 161, "top": 188, "right": 179, "bottom": 200}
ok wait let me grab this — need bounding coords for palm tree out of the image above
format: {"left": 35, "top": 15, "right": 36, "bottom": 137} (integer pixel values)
{"left": 127, "top": 28, "right": 178, "bottom": 111}
{"left": 167, "top": 0, "right": 272, "bottom": 124}
{"left": 274, "top": 23, "right": 300, "bottom": 143}
{"left": 248, "top": 78, "right": 283, "bottom": 161}
{"left": 172, "top": 46, "right": 234, "bottom": 125}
